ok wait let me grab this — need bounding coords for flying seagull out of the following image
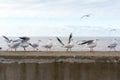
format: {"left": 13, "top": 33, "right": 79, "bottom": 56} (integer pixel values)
{"left": 42, "top": 39, "right": 53, "bottom": 52}
{"left": 78, "top": 39, "right": 99, "bottom": 52}
{"left": 29, "top": 40, "right": 41, "bottom": 51}
{"left": 81, "top": 14, "right": 91, "bottom": 19}
{"left": 108, "top": 39, "right": 118, "bottom": 51}
{"left": 56, "top": 33, "right": 74, "bottom": 52}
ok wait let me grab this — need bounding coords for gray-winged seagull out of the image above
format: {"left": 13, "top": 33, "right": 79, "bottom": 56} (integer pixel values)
{"left": 56, "top": 33, "right": 74, "bottom": 52}
{"left": 29, "top": 40, "right": 41, "bottom": 51}
{"left": 108, "top": 39, "right": 118, "bottom": 51}
{"left": 78, "top": 39, "right": 99, "bottom": 52}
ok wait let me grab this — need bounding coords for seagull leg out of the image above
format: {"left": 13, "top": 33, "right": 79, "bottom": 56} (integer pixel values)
{"left": 109, "top": 48, "right": 112, "bottom": 52}
{"left": 66, "top": 48, "right": 68, "bottom": 52}
{"left": 109, "top": 48, "right": 111, "bottom": 51}
{"left": 10, "top": 48, "right": 12, "bottom": 51}
{"left": 90, "top": 48, "right": 93, "bottom": 53}
{"left": 92, "top": 48, "right": 94, "bottom": 53}
{"left": 7, "top": 47, "right": 10, "bottom": 51}
{"left": 36, "top": 48, "right": 39, "bottom": 51}
{"left": 47, "top": 48, "right": 50, "bottom": 52}
{"left": 49, "top": 48, "right": 51, "bottom": 52}
{"left": 70, "top": 48, "right": 72, "bottom": 52}
{"left": 34, "top": 48, "right": 37, "bottom": 51}
{"left": 23, "top": 47, "right": 26, "bottom": 51}
{"left": 46, "top": 48, "right": 48, "bottom": 52}
{"left": 89, "top": 48, "right": 91, "bottom": 52}
{"left": 15, "top": 48, "right": 17, "bottom": 52}
{"left": 34, "top": 48, "right": 35, "bottom": 51}
{"left": 48, "top": 48, "right": 49, "bottom": 52}
{"left": 114, "top": 48, "right": 116, "bottom": 52}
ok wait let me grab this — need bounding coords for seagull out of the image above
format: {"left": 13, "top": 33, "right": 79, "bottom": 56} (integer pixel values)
{"left": 19, "top": 37, "right": 30, "bottom": 51}
{"left": 56, "top": 33, "right": 74, "bottom": 52}
{"left": 108, "top": 39, "right": 118, "bottom": 51}
{"left": 110, "top": 29, "right": 116, "bottom": 31}
{"left": 29, "top": 40, "right": 41, "bottom": 51}
{"left": 78, "top": 39, "right": 99, "bottom": 52}
{"left": 81, "top": 14, "right": 91, "bottom": 19}
{"left": 3, "top": 35, "right": 22, "bottom": 51}
{"left": 42, "top": 39, "right": 53, "bottom": 52}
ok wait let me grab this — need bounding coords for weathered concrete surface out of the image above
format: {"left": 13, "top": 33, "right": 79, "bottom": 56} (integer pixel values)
{"left": 0, "top": 51, "right": 120, "bottom": 80}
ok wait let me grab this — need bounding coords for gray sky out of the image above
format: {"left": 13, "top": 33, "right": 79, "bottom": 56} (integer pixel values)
{"left": 0, "top": 0, "right": 120, "bottom": 37}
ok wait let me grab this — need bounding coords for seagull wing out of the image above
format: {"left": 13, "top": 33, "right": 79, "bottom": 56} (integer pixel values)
{"left": 81, "top": 14, "right": 90, "bottom": 19}
{"left": 19, "top": 37, "right": 30, "bottom": 41}
{"left": 2, "top": 35, "right": 10, "bottom": 42}
{"left": 56, "top": 37, "right": 64, "bottom": 46}
{"left": 68, "top": 33, "right": 72, "bottom": 44}
{"left": 29, "top": 43, "right": 34, "bottom": 47}
{"left": 80, "top": 40, "right": 93, "bottom": 45}
{"left": 12, "top": 39, "right": 22, "bottom": 42}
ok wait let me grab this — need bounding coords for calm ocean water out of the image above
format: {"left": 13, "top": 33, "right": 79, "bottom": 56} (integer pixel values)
{"left": 0, "top": 37, "right": 120, "bottom": 51}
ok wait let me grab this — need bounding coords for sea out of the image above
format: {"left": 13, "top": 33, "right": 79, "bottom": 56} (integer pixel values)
{"left": 0, "top": 37, "right": 120, "bottom": 51}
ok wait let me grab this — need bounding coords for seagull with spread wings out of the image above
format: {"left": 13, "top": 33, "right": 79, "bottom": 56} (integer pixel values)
{"left": 81, "top": 14, "right": 91, "bottom": 19}
{"left": 3, "top": 35, "right": 22, "bottom": 51}
{"left": 78, "top": 39, "right": 99, "bottom": 52}
{"left": 19, "top": 37, "right": 30, "bottom": 51}
{"left": 56, "top": 33, "right": 74, "bottom": 52}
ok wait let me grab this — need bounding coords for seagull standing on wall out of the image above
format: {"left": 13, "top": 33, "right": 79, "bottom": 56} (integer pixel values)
{"left": 29, "top": 40, "right": 41, "bottom": 51}
{"left": 43, "top": 39, "right": 53, "bottom": 52}
{"left": 56, "top": 33, "right": 74, "bottom": 52}
{"left": 108, "top": 39, "right": 118, "bottom": 51}
{"left": 3, "top": 35, "right": 22, "bottom": 51}
{"left": 19, "top": 37, "right": 30, "bottom": 51}
{"left": 78, "top": 39, "right": 99, "bottom": 52}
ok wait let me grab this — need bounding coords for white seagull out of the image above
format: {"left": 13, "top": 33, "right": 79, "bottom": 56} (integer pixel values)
{"left": 29, "top": 40, "right": 41, "bottom": 51}
{"left": 3, "top": 36, "right": 23, "bottom": 51}
{"left": 56, "top": 33, "right": 74, "bottom": 52}
{"left": 43, "top": 39, "right": 53, "bottom": 52}
{"left": 19, "top": 37, "right": 30, "bottom": 51}
{"left": 78, "top": 39, "right": 99, "bottom": 52}
{"left": 108, "top": 39, "right": 118, "bottom": 51}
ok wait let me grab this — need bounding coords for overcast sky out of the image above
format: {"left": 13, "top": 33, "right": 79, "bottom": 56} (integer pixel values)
{"left": 0, "top": 0, "right": 120, "bottom": 37}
